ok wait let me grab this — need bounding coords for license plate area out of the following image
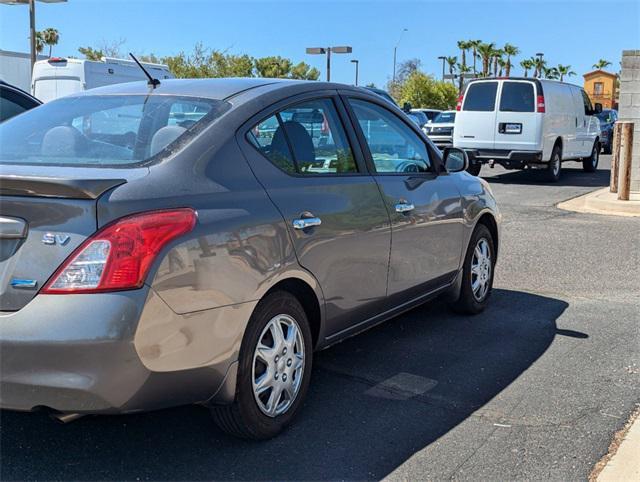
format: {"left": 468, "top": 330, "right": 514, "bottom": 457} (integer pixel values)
{"left": 498, "top": 123, "right": 522, "bottom": 134}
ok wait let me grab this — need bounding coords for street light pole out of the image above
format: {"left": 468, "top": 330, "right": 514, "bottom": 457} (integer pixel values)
{"left": 350, "top": 59, "right": 359, "bottom": 85}
{"left": 306, "top": 46, "right": 352, "bottom": 82}
{"left": 29, "top": 0, "right": 36, "bottom": 72}
{"left": 392, "top": 28, "right": 408, "bottom": 83}
{"left": 536, "top": 52, "right": 544, "bottom": 78}
{"left": 438, "top": 56, "right": 447, "bottom": 82}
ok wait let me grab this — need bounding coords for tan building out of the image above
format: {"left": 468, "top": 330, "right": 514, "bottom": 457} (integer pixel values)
{"left": 583, "top": 70, "right": 618, "bottom": 110}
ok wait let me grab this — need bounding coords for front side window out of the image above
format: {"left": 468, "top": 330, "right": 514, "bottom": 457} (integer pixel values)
{"left": 0, "top": 95, "right": 227, "bottom": 167}
{"left": 349, "top": 98, "right": 432, "bottom": 174}
{"left": 581, "top": 90, "right": 594, "bottom": 114}
{"left": 248, "top": 98, "right": 357, "bottom": 175}
{"left": 463, "top": 82, "right": 498, "bottom": 112}
{"left": 433, "top": 111, "right": 455, "bottom": 123}
{"left": 499, "top": 82, "right": 535, "bottom": 112}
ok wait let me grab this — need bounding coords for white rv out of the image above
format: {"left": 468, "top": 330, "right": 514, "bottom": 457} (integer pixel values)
{"left": 454, "top": 78, "right": 602, "bottom": 182}
{"left": 32, "top": 57, "right": 174, "bottom": 103}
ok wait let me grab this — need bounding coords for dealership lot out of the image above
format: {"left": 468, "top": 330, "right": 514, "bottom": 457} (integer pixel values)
{"left": 1, "top": 155, "right": 638, "bottom": 481}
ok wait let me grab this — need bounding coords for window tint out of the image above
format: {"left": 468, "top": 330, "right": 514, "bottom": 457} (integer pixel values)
{"left": 581, "top": 90, "right": 593, "bottom": 114}
{"left": 249, "top": 98, "right": 357, "bottom": 175}
{"left": 499, "top": 82, "right": 535, "bottom": 112}
{"left": 433, "top": 111, "right": 455, "bottom": 123}
{"left": 0, "top": 95, "right": 28, "bottom": 122}
{"left": 463, "top": 82, "right": 498, "bottom": 112}
{"left": 349, "top": 98, "right": 432, "bottom": 174}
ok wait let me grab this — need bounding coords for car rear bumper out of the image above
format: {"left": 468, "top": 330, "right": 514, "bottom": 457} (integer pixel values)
{"left": 0, "top": 288, "right": 248, "bottom": 414}
{"left": 464, "top": 149, "right": 544, "bottom": 169}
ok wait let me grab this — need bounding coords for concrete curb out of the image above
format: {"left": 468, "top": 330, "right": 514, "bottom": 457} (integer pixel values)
{"left": 558, "top": 188, "right": 640, "bottom": 217}
{"left": 594, "top": 406, "right": 640, "bottom": 481}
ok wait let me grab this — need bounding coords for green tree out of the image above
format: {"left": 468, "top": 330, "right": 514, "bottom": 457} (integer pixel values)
{"left": 542, "top": 66, "right": 559, "bottom": 80}
{"left": 398, "top": 71, "right": 458, "bottom": 110}
{"left": 457, "top": 63, "right": 471, "bottom": 93}
{"left": 533, "top": 56, "right": 546, "bottom": 78}
{"left": 78, "top": 45, "right": 103, "bottom": 61}
{"left": 492, "top": 49, "right": 504, "bottom": 77}
{"left": 255, "top": 56, "right": 292, "bottom": 78}
{"left": 457, "top": 40, "right": 470, "bottom": 73}
{"left": 290, "top": 62, "right": 320, "bottom": 80}
{"left": 446, "top": 56, "right": 457, "bottom": 85}
{"left": 35, "top": 31, "right": 44, "bottom": 55}
{"left": 503, "top": 43, "right": 519, "bottom": 77}
{"left": 556, "top": 64, "right": 575, "bottom": 81}
{"left": 41, "top": 28, "right": 59, "bottom": 57}
{"left": 520, "top": 58, "right": 534, "bottom": 77}
{"left": 477, "top": 42, "right": 495, "bottom": 77}
{"left": 592, "top": 59, "right": 612, "bottom": 70}
{"left": 468, "top": 39, "right": 482, "bottom": 75}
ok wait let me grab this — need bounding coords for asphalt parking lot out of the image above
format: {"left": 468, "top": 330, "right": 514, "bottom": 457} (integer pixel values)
{"left": 1, "top": 155, "right": 638, "bottom": 481}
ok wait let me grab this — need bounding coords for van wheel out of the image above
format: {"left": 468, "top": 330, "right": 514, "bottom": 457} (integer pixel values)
{"left": 450, "top": 223, "right": 495, "bottom": 315}
{"left": 545, "top": 146, "right": 562, "bottom": 182}
{"left": 210, "top": 291, "right": 313, "bottom": 440}
{"left": 466, "top": 161, "right": 481, "bottom": 176}
{"left": 583, "top": 142, "right": 599, "bottom": 172}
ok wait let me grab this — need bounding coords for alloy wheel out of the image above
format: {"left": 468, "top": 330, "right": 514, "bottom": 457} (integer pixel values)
{"left": 471, "top": 238, "right": 492, "bottom": 301}
{"left": 252, "top": 314, "right": 305, "bottom": 417}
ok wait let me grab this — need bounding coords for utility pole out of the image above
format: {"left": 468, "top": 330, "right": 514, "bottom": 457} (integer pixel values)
{"left": 438, "top": 56, "right": 447, "bottom": 82}
{"left": 392, "top": 28, "right": 408, "bottom": 83}
{"left": 351, "top": 59, "right": 359, "bottom": 86}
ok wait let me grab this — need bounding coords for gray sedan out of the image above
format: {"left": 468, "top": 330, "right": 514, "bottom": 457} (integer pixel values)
{"left": 0, "top": 78, "right": 500, "bottom": 439}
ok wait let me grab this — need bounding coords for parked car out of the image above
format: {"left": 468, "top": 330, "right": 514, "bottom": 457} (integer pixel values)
{"left": 0, "top": 80, "right": 41, "bottom": 122}
{"left": 454, "top": 78, "right": 602, "bottom": 181}
{"left": 412, "top": 108, "right": 441, "bottom": 122}
{"left": 32, "top": 56, "right": 174, "bottom": 103}
{"left": 596, "top": 109, "right": 617, "bottom": 154}
{"left": 0, "top": 78, "right": 500, "bottom": 440}
{"left": 424, "top": 110, "right": 456, "bottom": 149}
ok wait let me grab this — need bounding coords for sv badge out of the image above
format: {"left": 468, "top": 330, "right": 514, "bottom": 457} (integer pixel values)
{"left": 42, "top": 233, "right": 71, "bottom": 246}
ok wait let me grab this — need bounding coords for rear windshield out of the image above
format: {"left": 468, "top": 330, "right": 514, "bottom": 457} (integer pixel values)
{"left": 499, "top": 82, "right": 535, "bottom": 112}
{"left": 463, "top": 82, "right": 498, "bottom": 112}
{"left": 0, "top": 94, "right": 228, "bottom": 167}
{"left": 433, "top": 112, "right": 455, "bottom": 123}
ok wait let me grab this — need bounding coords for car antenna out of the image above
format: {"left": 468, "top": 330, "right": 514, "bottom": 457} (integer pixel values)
{"left": 129, "top": 52, "right": 160, "bottom": 88}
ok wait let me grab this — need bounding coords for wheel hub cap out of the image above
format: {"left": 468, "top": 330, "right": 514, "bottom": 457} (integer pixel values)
{"left": 252, "top": 314, "right": 305, "bottom": 417}
{"left": 471, "top": 238, "right": 492, "bottom": 301}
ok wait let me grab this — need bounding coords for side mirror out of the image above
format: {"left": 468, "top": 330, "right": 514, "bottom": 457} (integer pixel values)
{"left": 443, "top": 147, "right": 469, "bottom": 173}
{"left": 594, "top": 103, "right": 603, "bottom": 114}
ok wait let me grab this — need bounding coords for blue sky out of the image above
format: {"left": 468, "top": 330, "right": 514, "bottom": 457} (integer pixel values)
{"left": 1, "top": 0, "right": 638, "bottom": 87}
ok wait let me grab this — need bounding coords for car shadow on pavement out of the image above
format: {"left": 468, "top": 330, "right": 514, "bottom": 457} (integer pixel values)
{"left": 482, "top": 166, "right": 609, "bottom": 187}
{"left": 0, "top": 289, "right": 573, "bottom": 481}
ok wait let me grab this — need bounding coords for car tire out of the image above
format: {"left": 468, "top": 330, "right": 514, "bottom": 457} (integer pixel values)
{"left": 545, "top": 145, "right": 562, "bottom": 182}
{"left": 583, "top": 142, "right": 600, "bottom": 172}
{"left": 450, "top": 223, "right": 495, "bottom": 315}
{"left": 466, "top": 161, "right": 481, "bottom": 176}
{"left": 210, "top": 291, "right": 313, "bottom": 440}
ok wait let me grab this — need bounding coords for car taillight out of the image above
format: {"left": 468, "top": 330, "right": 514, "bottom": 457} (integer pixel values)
{"left": 537, "top": 95, "right": 545, "bottom": 113}
{"left": 456, "top": 94, "right": 464, "bottom": 111}
{"left": 42, "top": 209, "right": 196, "bottom": 294}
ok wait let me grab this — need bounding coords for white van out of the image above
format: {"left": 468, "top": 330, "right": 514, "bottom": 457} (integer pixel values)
{"left": 32, "top": 57, "right": 174, "bottom": 103}
{"left": 453, "top": 78, "right": 602, "bottom": 181}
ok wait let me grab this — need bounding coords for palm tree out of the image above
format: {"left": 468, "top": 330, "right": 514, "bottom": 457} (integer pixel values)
{"left": 503, "top": 43, "right": 519, "bottom": 77}
{"left": 457, "top": 63, "right": 471, "bottom": 93}
{"left": 41, "top": 28, "right": 60, "bottom": 57}
{"left": 457, "top": 40, "right": 470, "bottom": 74}
{"left": 468, "top": 39, "right": 482, "bottom": 75}
{"left": 542, "top": 66, "right": 559, "bottom": 80}
{"left": 556, "top": 64, "right": 576, "bottom": 82}
{"left": 446, "top": 56, "right": 457, "bottom": 85}
{"left": 592, "top": 59, "right": 612, "bottom": 70}
{"left": 477, "top": 42, "right": 495, "bottom": 77}
{"left": 35, "top": 31, "right": 45, "bottom": 55}
{"left": 533, "top": 56, "right": 546, "bottom": 78}
{"left": 520, "top": 59, "right": 534, "bottom": 77}
{"left": 497, "top": 57, "right": 507, "bottom": 77}
{"left": 492, "top": 49, "right": 504, "bottom": 77}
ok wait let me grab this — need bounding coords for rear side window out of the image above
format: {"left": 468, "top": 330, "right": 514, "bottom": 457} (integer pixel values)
{"left": 463, "top": 82, "right": 498, "bottom": 111}
{"left": 248, "top": 98, "right": 357, "bottom": 175}
{"left": 499, "top": 82, "right": 535, "bottom": 112}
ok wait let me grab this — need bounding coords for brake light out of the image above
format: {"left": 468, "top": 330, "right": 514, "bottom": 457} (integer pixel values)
{"left": 48, "top": 57, "right": 67, "bottom": 63}
{"left": 456, "top": 94, "right": 464, "bottom": 111}
{"left": 537, "top": 95, "right": 546, "bottom": 113}
{"left": 42, "top": 209, "right": 196, "bottom": 294}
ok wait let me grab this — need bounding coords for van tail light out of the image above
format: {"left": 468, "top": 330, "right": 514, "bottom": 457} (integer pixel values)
{"left": 42, "top": 209, "right": 196, "bottom": 294}
{"left": 537, "top": 95, "right": 546, "bottom": 113}
{"left": 456, "top": 94, "right": 464, "bottom": 111}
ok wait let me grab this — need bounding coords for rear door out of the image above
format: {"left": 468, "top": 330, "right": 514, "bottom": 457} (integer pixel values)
{"left": 239, "top": 93, "right": 392, "bottom": 337}
{"left": 345, "top": 95, "right": 464, "bottom": 302}
{"left": 455, "top": 80, "right": 499, "bottom": 150}
{"left": 494, "top": 80, "right": 540, "bottom": 152}
{"left": 570, "top": 86, "right": 588, "bottom": 157}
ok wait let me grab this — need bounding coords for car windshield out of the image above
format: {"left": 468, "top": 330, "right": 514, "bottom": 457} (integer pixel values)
{"left": 433, "top": 112, "right": 455, "bottom": 123}
{"left": 0, "top": 94, "right": 228, "bottom": 167}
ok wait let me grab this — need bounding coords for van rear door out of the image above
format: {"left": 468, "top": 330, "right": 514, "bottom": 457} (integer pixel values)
{"left": 455, "top": 81, "right": 499, "bottom": 150}
{"left": 494, "top": 80, "right": 540, "bottom": 152}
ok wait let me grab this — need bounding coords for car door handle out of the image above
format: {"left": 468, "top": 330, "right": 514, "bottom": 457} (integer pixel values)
{"left": 395, "top": 202, "right": 415, "bottom": 213}
{"left": 292, "top": 217, "right": 322, "bottom": 230}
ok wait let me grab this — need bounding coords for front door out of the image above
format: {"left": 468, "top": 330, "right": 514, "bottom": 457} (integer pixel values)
{"left": 239, "top": 94, "right": 391, "bottom": 336}
{"left": 345, "top": 96, "right": 464, "bottom": 301}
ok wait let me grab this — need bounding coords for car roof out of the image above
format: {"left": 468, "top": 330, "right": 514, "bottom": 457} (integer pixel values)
{"left": 74, "top": 77, "right": 362, "bottom": 101}
{"left": 0, "top": 80, "right": 42, "bottom": 104}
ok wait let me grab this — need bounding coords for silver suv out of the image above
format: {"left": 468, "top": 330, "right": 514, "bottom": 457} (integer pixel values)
{"left": 0, "top": 78, "right": 500, "bottom": 439}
